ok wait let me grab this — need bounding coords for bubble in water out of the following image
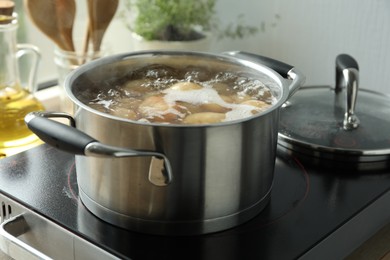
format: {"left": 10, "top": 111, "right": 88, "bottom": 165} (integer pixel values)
{"left": 184, "top": 66, "right": 212, "bottom": 82}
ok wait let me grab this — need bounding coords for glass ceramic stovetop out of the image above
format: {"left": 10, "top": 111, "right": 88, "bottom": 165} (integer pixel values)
{"left": 0, "top": 144, "right": 390, "bottom": 259}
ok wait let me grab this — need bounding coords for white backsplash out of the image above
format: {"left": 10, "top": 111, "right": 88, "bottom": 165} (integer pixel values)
{"left": 211, "top": 0, "right": 390, "bottom": 94}
{"left": 23, "top": 0, "right": 390, "bottom": 94}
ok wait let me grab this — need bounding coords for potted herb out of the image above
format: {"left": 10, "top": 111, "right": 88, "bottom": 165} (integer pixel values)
{"left": 121, "top": 0, "right": 259, "bottom": 50}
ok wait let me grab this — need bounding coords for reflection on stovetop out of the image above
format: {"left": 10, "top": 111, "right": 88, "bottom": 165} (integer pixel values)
{"left": 0, "top": 144, "right": 390, "bottom": 260}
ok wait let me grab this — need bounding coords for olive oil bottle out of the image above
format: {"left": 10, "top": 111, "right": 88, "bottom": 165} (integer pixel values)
{"left": 0, "top": 8, "right": 44, "bottom": 157}
{"left": 0, "top": 86, "right": 44, "bottom": 155}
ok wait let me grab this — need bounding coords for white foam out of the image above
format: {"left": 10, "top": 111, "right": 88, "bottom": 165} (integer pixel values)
{"left": 163, "top": 87, "right": 265, "bottom": 122}
{"left": 163, "top": 87, "right": 225, "bottom": 106}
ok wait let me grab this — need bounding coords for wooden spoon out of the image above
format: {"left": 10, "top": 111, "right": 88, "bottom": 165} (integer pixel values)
{"left": 24, "top": 0, "right": 75, "bottom": 51}
{"left": 54, "top": 0, "right": 76, "bottom": 52}
{"left": 87, "top": 0, "right": 119, "bottom": 52}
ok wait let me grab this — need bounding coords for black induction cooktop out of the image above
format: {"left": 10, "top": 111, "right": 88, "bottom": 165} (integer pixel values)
{"left": 0, "top": 144, "right": 390, "bottom": 259}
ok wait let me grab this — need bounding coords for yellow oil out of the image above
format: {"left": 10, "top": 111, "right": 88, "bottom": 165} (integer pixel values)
{"left": 0, "top": 85, "right": 45, "bottom": 157}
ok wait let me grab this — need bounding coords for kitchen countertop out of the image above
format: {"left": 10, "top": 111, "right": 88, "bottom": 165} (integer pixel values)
{"left": 347, "top": 223, "right": 390, "bottom": 259}
{"left": 0, "top": 253, "right": 11, "bottom": 260}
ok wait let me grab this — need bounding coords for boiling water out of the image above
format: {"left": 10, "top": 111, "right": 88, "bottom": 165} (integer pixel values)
{"left": 84, "top": 64, "right": 277, "bottom": 124}
{"left": 0, "top": 86, "right": 44, "bottom": 155}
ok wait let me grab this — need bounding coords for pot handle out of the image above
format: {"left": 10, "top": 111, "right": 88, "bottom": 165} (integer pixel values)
{"left": 225, "top": 51, "right": 293, "bottom": 78}
{"left": 224, "top": 51, "right": 305, "bottom": 98}
{"left": 25, "top": 112, "right": 92, "bottom": 155}
{"left": 25, "top": 112, "right": 173, "bottom": 184}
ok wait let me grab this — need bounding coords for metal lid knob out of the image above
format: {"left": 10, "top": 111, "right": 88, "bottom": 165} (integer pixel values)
{"left": 335, "top": 54, "right": 360, "bottom": 130}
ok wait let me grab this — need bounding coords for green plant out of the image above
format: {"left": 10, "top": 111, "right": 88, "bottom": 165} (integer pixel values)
{"left": 122, "top": 0, "right": 260, "bottom": 41}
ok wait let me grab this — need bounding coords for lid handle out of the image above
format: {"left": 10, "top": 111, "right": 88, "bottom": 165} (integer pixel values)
{"left": 335, "top": 54, "right": 360, "bottom": 130}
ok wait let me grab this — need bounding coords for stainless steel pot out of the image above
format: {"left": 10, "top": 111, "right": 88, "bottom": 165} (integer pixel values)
{"left": 25, "top": 51, "right": 305, "bottom": 235}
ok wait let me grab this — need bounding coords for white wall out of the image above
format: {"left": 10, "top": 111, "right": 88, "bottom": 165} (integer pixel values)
{"left": 212, "top": 0, "right": 390, "bottom": 93}
{"left": 22, "top": 0, "right": 390, "bottom": 94}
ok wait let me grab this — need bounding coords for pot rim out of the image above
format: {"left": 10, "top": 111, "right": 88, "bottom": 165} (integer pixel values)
{"left": 64, "top": 50, "right": 292, "bottom": 128}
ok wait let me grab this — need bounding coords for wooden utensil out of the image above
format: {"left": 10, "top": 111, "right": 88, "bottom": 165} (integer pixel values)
{"left": 87, "top": 0, "right": 119, "bottom": 52}
{"left": 24, "top": 0, "right": 75, "bottom": 51}
{"left": 54, "top": 0, "right": 76, "bottom": 52}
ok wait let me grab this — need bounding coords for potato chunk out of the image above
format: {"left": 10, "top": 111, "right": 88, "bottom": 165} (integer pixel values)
{"left": 183, "top": 112, "right": 225, "bottom": 124}
{"left": 169, "top": 82, "right": 203, "bottom": 91}
{"left": 138, "top": 96, "right": 179, "bottom": 122}
{"left": 241, "top": 99, "right": 268, "bottom": 108}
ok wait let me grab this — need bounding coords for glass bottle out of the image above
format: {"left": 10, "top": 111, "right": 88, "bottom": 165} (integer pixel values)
{"left": 0, "top": 13, "right": 43, "bottom": 157}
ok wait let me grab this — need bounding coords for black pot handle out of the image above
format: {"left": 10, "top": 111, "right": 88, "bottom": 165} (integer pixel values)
{"left": 224, "top": 51, "right": 294, "bottom": 78}
{"left": 25, "top": 112, "right": 173, "bottom": 184}
{"left": 25, "top": 112, "right": 94, "bottom": 155}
